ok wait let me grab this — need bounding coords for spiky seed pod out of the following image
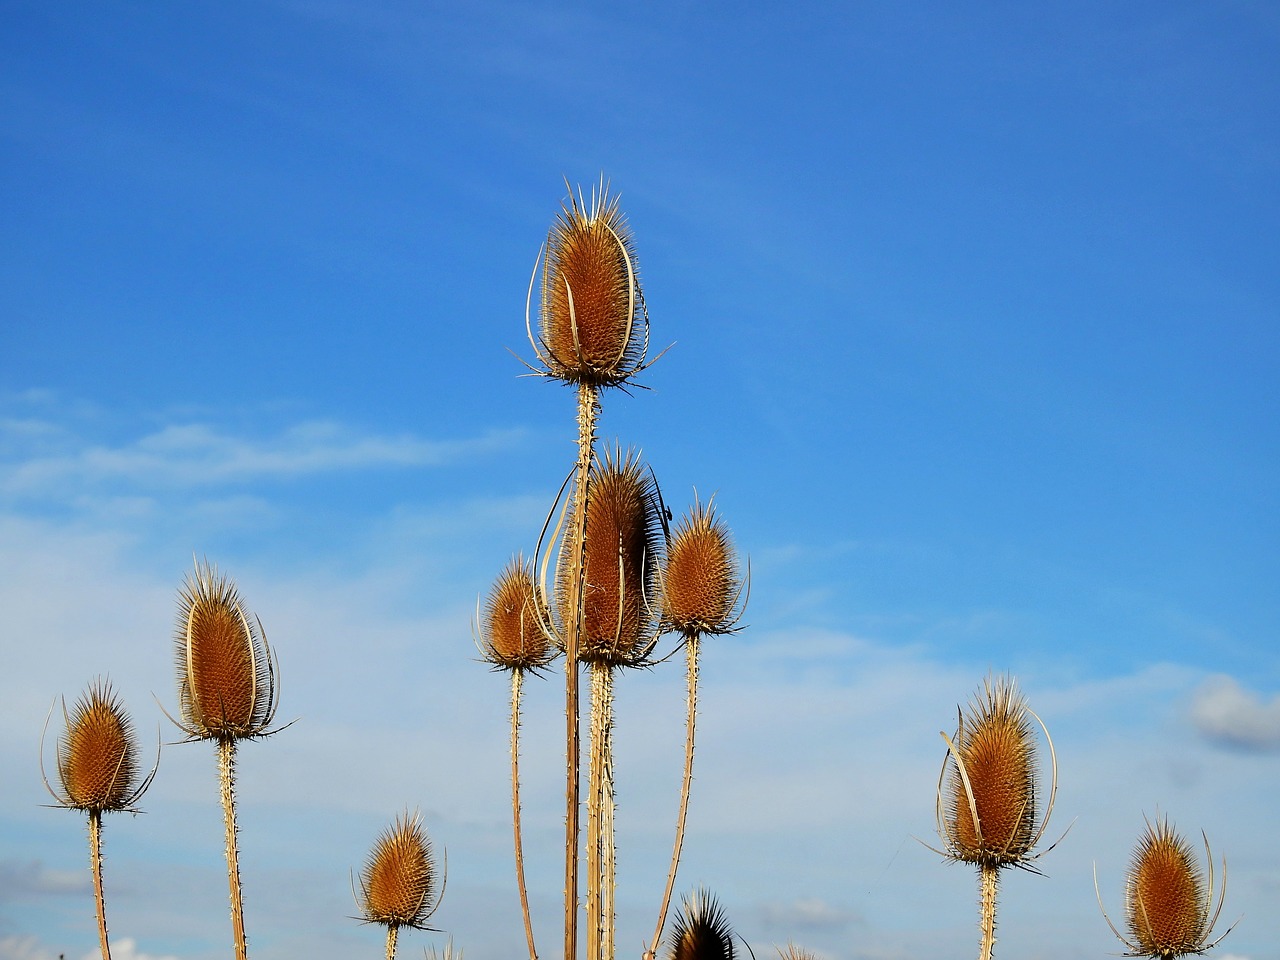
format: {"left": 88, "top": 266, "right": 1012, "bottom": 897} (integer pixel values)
{"left": 53, "top": 679, "right": 145, "bottom": 813}
{"left": 776, "top": 946, "right": 817, "bottom": 960}
{"left": 174, "top": 561, "right": 277, "bottom": 741}
{"left": 662, "top": 498, "right": 743, "bottom": 636}
{"left": 358, "top": 811, "right": 441, "bottom": 931}
{"left": 563, "top": 446, "right": 663, "bottom": 665}
{"left": 480, "top": 556, "right": 556, "bottom": 673}
{"left": 667, "top": 889, "right": 736, "bottom": 960}
{"left": 1123, "top": 818, "right": 1218, "bottom": 958}
{"left": 535, "top": 182, "right": 648, "bottom": 387}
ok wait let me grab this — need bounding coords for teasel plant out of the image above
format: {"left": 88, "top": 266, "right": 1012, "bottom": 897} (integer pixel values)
{"left": 163, "top": 559, "right": 286, "bottom": 960}
{"left": 476, "top": 555, "right": 557, "bottom": 960}
{"left": 931, "top": 675, "right": 1062, "bottom": 960}
{"left": 1094, "top": 815, "right": 1237, "bottom": 959}
{"left": 354, "top": 809, "right": 445, "bottom": 960}
{"left": 41, "top": 678, "right": 159, "bottom": 960}
{"left": 648, "top": 495, "right": 747, "bottom": 958}
{"left": 666, "top": 888, "right": 737, "bottom": 960}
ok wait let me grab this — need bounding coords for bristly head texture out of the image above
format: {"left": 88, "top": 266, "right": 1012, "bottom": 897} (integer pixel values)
{"left": 667, "top": 889, "right": 735, "bottom": 960}
{"left": 941, "top": 675, "right": 1040, "bottom": 867}
{"left": 534, "top": 179, "right": 648, "bottom": 387}
{"left": 480, "top": 555, "right": 556, "bottom": 673}
{"left": 562, "top": 446, "right": 664, "bottom": 666}
{"left": 173, "top": 560, "right": 277, "bottom": 741}
{"left": 52, "top": 679, "right": 146, "bottom": 813}
{"left": 662, "top": 496, "right": 744, "bottom": 636}
{"left": 358, "top": 810, "right": 441, "bottom": 931}
{"left": 775, "top": 946, "right": 817, "bottom": 960}
{"left": 1122, "top": 817, "right": 1220, "bottom": 958}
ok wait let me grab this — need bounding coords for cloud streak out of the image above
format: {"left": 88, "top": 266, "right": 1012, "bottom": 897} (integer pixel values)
{"left": 1190, "top": 674, "right": 1280, "bottom": 752}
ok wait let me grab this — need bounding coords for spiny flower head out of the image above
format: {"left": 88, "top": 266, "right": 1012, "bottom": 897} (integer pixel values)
{"left": 662, "top": 496, "right": 744, "bottom": 636}
{"left": 667, "top": 889, "right": 735, "bottom": 960}
{"left": 173, "top": 560, "right": 278, "bottom": 741}
{"left": 530, "top": 179, "right": 649, "bottom": 388}
{"left": 479, "top": 555, "right": 556, "bottom": 673}
{"left": 358, "top": 810, "right": 441, "bottom": 931}
{"left": 48, "top": 679, "right": 151, "bottom": 813}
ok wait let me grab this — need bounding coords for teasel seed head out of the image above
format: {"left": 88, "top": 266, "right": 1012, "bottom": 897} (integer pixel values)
{"left": 172, "top": 560, "right": 279, "bottom": 742}
{"left": 937, "top": 675, "right": 1058, "bottom": 869}
{"left": 662, "top": 495, "right": 746, "bottom": 637}
{"left": 43, "top": 678, "right": 155, "bottom": 813}
{"left": 775, "top": 945, "right": 817, "bottom": 960}
{"left": 357, "top": 810, "right": 442, "bottom": 932}
{"left": 478, "top": 555, "right": 556, "bottom": 673}
{"left": 667, "top": 889, "right": 736, "bottom": 960}
{"left": 526, "top": 179, "right": 651, "bottom": 388}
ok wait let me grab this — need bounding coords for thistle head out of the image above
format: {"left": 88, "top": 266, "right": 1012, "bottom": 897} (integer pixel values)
{"left": 357, "top": 810, "right": 442, "bottom": 932}
{"left": 667, "top": 889, "right": 736, "bottom": 960}
{"left": 662, "top": 496, "right": 745, "bottom": 637}
{"left": 528, "top": 179, "right": 650, "bottom": 388}
{"left": 173, "top": 560, "right": 278, "bottom": 741}
{"left": 46, "top": 678, "right": 152, "bottom": 813}
{"left": 478, "top": 555, "right": 556, "bottom": 673}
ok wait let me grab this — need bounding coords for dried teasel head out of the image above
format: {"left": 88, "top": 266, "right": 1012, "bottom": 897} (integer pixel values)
{"left": 172, "top": 560, "right": 279, "bottom": 741}
{"left": 937, "top": 675, "right": 1057, "bottom": 869}
{"left": 667, "top": 889, "right": 736, "bottom": 960}
{"left": 662, "top": 496, "right": 746, "bottom": 637}
{"left": 478, "top": 555, "right": 556, "bottom": 673}
{"left": 560, "top": 446, "right": 664, "bottom": 666}
{"left": 357, "top": 810, "right": 442, "bottom": 932}
{"left": 43, "top": 678, "right": 155, "bottom": 813}
{"left": 1096, "top": 815, "right": 1234, "bottom": 959}
{"left": 775, "top": 946, "right": 817, "bottom": 960}
{"left": 526, "top": 179, "right": 651, "bottom": 388}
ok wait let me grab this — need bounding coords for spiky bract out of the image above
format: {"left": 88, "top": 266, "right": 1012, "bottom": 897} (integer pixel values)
{"left": 358, "top": 811, "right": 442, "bottom": 931}
{"left": 174, "top": 561, "right": 278, "bottom": 741}
{"left": 53, "top": 679, "right": 146, "bottom": 813}
{"left": 662, "top": 497, "right": 743, "bottom": 636}
{"left": 667, "top": 889, "right": 735, "bottom": 960}
{"left": 776, "top": 946, "right": 817, "bottom": 960}
{"left": 480, "top": 556, "right": 556, "bottom": 673}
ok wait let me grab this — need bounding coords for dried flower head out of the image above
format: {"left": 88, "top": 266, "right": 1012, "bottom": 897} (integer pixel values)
{"left": 479, "top": 556, "right": 556, "bottom": 673}
{"left": 172, "top": 560, "right": 279, "bottom": 741}
{"left": 662, "top": 496, "right": 745, "bottom": 636}
{"left": 667, "top": 889, "right": 735, "bottom": 960}
{"left": 937, "top": 675, "right": 1057, "bottom": 868}
{"left": 44, "top": 679, "right": 153, "bottom": 813}
{"left": 1097, "top": 816, "right": 1233, "bottom": 959}
{"left": 527, "top": 179, "right": 650, "bottom": 387}
{"left": 775, "top": 946, "right": 817, "bottom": 960}
{"left": 358, "top": 810, "right": 442, "bottom": 932}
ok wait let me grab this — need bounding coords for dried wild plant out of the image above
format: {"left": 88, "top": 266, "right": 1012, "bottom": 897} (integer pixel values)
{"left": 42, "top": 678, "right": 157, "bottom": 960}
{"left": 666, "top": 889, "right": 736, "bottom": 960}
{"left": 1096, "top": 815, "right": 1236, "bottom": 959}
{"left": 356, "top": 810, "right": 443, "bottom": 960}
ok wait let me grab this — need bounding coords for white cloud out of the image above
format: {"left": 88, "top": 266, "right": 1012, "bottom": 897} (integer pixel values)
{"left": 82, "top": 939, "right": 182, "bottom": 960}
{"left": 1189, "top": 674, "right": 1280, "bottom": 751}
{"left": 0, "top": 860, "right": 91, "bottom": 898}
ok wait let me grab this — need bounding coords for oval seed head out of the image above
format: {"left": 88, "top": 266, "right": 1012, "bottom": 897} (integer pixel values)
{"left": 56, "top": 679, "right": 142, "bottom": 812}
{"left": 174, "top": 561, "right": 276, "bottom": 740}
{"left": 563, "top": 447, "right": 663, "bottom": 665}
{"left": 944, "top": 675, "right": 1039, "bottom": 866}
{"left": 537, "top": 182, "right": 647, "bottom": 387}
{"left": 1125, "top": 817, "right": 1211, "bottom": 958}
{"left": 662, "top": 498, "right": 742, "bottom": 636}
{"left": 359, "top": 810, "right": 440, "bottom": 931}
{"left": 667, "top": 889, "right": 736, "bottom": 960}
{"left": 480, "top": 556, "right": 556, "bottom": 673}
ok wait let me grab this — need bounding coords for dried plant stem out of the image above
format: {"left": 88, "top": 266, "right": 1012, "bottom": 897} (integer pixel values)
{"left": 88, "top": 810, "right": 112, "bottom": 960}
{"left": 385, "top": 924, "right": 399, "bottom": 960}
{"left": 509, "top": 670, "right": 538, "bottom": 960}
{"left": 218, "top": 737, "right": 249, "bottom": 960}
{"left": 586, "top": 663, "right": 617, "bottom": 960}
{"left": 978, "top": 863, "right": 998, "bottom": 960}
{"left": 650, "top": 632, "right": 700, "bottom": 955}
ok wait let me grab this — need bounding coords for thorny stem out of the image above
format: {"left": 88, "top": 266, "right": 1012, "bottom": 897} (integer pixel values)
{"left": 88, "top": 809, "right": 112, "bottom": 960}
{"left": 650, "top": 631, "right": 700, "bottom": 955}
{"left": 385, "top": 923, "right": 399, "bottom": 960}
{"left": 510, "top": 670, "right": 538, "bottom": 960}
{"left": 218, "top": 737, "right": 249, "bottom": 960}
{"left": 978, "top": 863, "right": 999, "bottom": 960}
{"left": 587, "top": 663, "right": 617, "bottom": 960}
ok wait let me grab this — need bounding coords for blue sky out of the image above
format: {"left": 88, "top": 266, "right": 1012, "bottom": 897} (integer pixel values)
{"left": 2, "top": 2, "right": 1277, "bottom": 959}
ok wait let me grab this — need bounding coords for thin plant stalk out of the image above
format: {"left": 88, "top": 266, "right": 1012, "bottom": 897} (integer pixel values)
{"left": 587, "top": 661, "right": 618, "bottom": 960}
{"left": 385, "top": 925, "right": 398, "bottom": 960}
{"left": 88, "top": 809, "right": 111, "bottom": 960}
{"left": 509, "top": 669, "right": 538, "bottom": 960}
{"left": 218, "top": 737, "right": 249, "bottom": 960}
{"left": 978, "top": 863, "right": 998, "bottom": 960}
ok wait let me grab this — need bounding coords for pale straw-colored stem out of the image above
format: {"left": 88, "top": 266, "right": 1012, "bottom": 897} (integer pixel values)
{"left": 218, "top": 737, "right": 249, "bottom": 960}
{"left": 88, "top": 809, "right": 112, "bottom": 960}
{"left": 586, "top": 663, "right": 617, "bottom": 960}
{"left": 650, "top": 631, "right": 700, "bottom": 955}
{"left": 509, "top": 670, "right": 538, "bottom": 960}
{"left": 385, "top": 923, "right": 399, "bottom": 960}
{"left": 978, "top": 863, "right": 999, "bottom": 960}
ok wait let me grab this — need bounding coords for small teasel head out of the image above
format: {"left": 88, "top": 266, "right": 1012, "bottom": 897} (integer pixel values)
{"left": 478, "top": 555, "right": 556, "bottom": 673}
{"left": 937, "top": 674, "right": 1057, "bottom": 868}
{"left": 667, "top": 889, "right": 736, "bottom": 960}
{"left": 776, "top": 946, "right": 817, "bottom": 960}
{"left": 527, "top": 178, "right": 651, "bottom": 388}
{"left": 172, "top": 560, "right": 279, "bottom": 741}
{"left": 662, "top": 495, "right": 746, "bottom": 637}
{"left": 44, "top": 678, "right": 154, "bottom": 813}
{"left": 357, "top": 810, "right": 442, "bottom": 932}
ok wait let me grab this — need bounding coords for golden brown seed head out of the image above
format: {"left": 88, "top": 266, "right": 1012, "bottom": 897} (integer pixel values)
{"left": 359, "top": 810, "right": 440, "bottom": 931}
{"left": 667, "top": 889, "right": 735, "bottom": 960}
{"left": 537, "top": 183, "right": 647, "bottom": 387}
{"left": 174, "top": 561, "right": 276, "bottom": 740}
{"left": 56, "top": 679, "right": 141, "bottom": 812}
{"left": 480, "top": 556, "right": 555, "bottom": 672}
{"left": 1125, "top": 817, "right": 1210, "bottom": 958}
{"left": 662, "top": 498, "right": 742, "bottom": 636}
{"left": 775, "top": 946, "right": 816, "bottom": 960}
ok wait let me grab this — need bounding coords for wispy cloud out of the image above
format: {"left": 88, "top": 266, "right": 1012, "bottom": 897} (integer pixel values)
{"left": 0, "top": 936, "right": 183, "bottom": 960}
{"left": 0, "top": 860, "right": 91, "bottom": 898}
{"left": 1189, "top": 674, "right": 1280, "bottom": 752}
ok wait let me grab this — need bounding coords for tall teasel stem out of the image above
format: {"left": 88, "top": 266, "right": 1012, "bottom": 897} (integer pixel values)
{"left": 88, "top": 810, "right": 110, "bottom": 960}
{"left": 978, "top": 864, "right": 998, "bottom": 960}
{"left": 218, "top": 737, "right": 248, "bottom": 960}
{"left": 509, "top": 670, "right": 538, "bottom": 960}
